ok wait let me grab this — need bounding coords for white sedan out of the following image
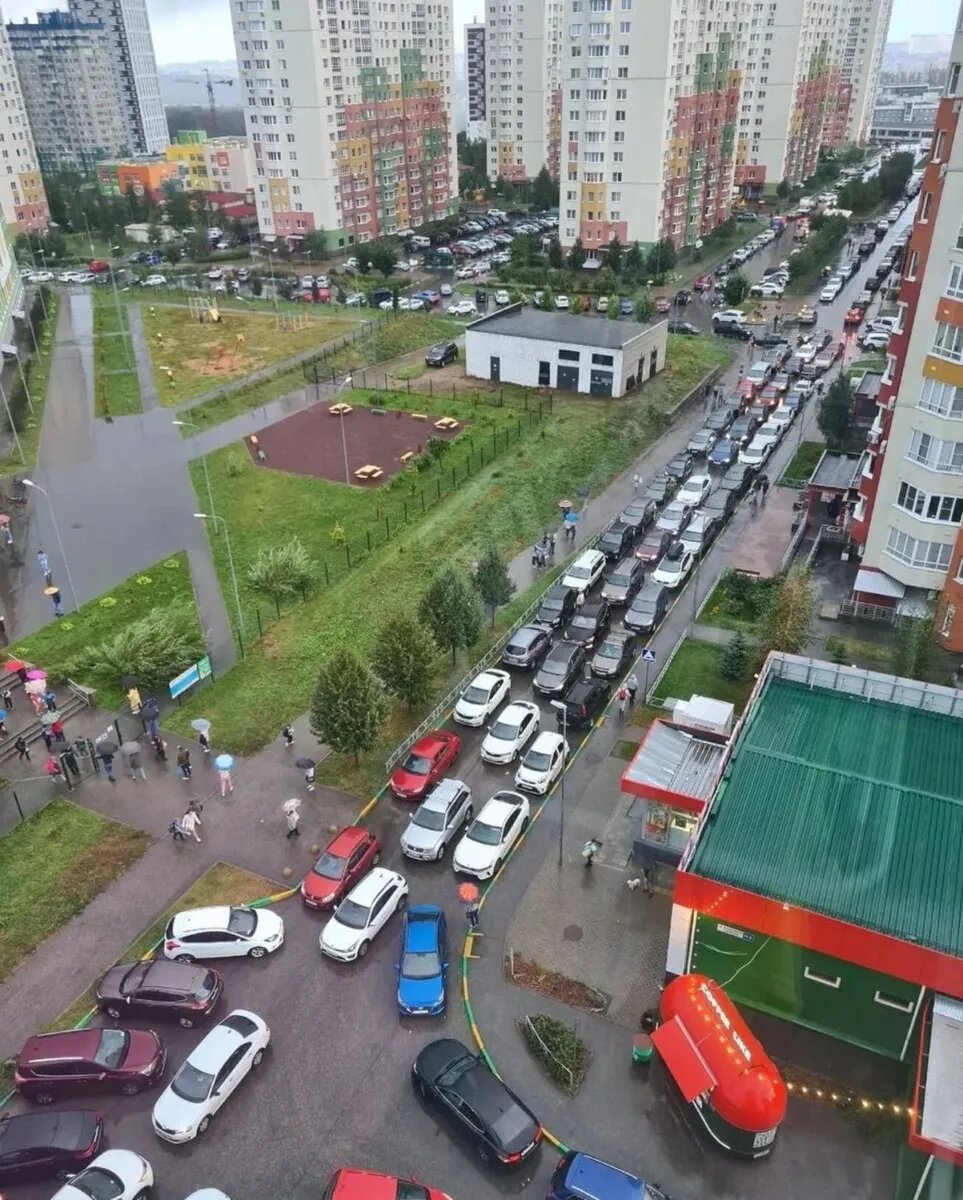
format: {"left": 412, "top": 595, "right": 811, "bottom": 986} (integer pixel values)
{"left": 514, "top": 732, "right": 568, "bottom": 795}
{"left": 676, "top": 474, "right": 712, "bottom": 507}
{"left": 454, "top": 668, "right": 511, "bottom": 727}
{"left": 51, "top": 1150, "right": 153, "bottom": 1200}
{"left": 750, "top": 281, "right": 784, "bottom": 297}
{"left": 455, "top": 265, "right": 476, "bottom": 279}
{"left": 494, "top": 289, "right": 511, "bottom": 305}
{"left": 452, "top": 791, "right": 530, "bottom": 879}
{"left": 480, "top": 701, "right": 540, "bottom": 764}
{"left": 447, "top": 299, "right": 477, "bottom": 317}
{"left": 142, "top": 274, "right": 167, "bottom": 287}
{"left": 152, "top": 1010, "right": 270, "bottom": 1143}
{"left": 320, "top": 867, "right": 408, "bottom": 960}
{"left": 555, "top": 294, "right": 570, "bottom": 310}
{"left": 653, "top": 545, "right": 696, "bottom": 589}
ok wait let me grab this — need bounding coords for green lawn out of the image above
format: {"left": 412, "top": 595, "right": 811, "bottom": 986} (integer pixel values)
{"left": 653, "top": 638, "right": 755, "bottom": 711}
{"left": 0, "top": 291, "right": 59, "bottom": 473}
{"left": 0, "top": 801, "right": 150, "bottom": 983}
{"left": 779, "top": 440, "right": 825, "bottom": 485}
{"left": 10, "top": 552, "right": 201, "bottom": 707}
{"left": 167, "top": 335, "right": 731, "bottom": 761}
{"left": 699, "top": 570, "right": 776, "bottom": 634}
{"left": 93, "top": 290, "right": 141, "bottom": 417}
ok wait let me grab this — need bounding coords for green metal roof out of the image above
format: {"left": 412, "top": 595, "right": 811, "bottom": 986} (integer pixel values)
{"left": 690, "top": 677, "right": 963, "bottom": 956}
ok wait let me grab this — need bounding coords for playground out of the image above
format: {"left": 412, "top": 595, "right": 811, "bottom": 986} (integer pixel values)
{"left": 141, "top": 301, "right": 361, "bottom": 406}
{"left": 246, "top": 400, "right": 467, "bottom": 484}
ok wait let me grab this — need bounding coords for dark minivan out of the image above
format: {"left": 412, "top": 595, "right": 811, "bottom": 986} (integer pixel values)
{"left": 624, "top": 582, "right": 670, "bottom": 634}
{"left": 536, "top": 584, "right": 578, "bottom": 629}
{"left": 556, "top": 678, "right": 612, "bottom": 730}
{"left": 596, "top": 521, "right": 634, "bottom": 560}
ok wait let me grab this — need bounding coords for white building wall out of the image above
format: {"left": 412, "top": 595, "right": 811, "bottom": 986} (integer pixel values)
{"left": 466, "top": 22, "right": 486, "bottom": 142}
{"left": 839, "top": 0, "right": 894, "bottom": 145}
{"left": 466, "top": 328, "right": 624, "bottom": 391}
{"left": 0, "top": 21, "right": 47, "bottom": 232}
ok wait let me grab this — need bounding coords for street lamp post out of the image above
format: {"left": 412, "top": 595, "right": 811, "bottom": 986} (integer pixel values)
{"left": 173, "top": 419, "right": 215, "bottom": 519}
{"left": 23, "top": 479, "right": 79, "bottom": 610}
{"left": 194, "top": 512, "right": 244, "bottom": 639}
{"left": 550, "top": 699, "right": 568, "bottom": 867}
{"left": 338, "top": 375, "right": 353, "bottom": 485}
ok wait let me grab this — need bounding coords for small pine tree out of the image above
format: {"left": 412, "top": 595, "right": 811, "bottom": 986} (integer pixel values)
{"left": 473, "top": 547, "right": 516, "bottom": 627}
{"left": 309, "top": 648, "right": 387, "bottom": 764}
{"left": 720, "top": 631, "right": 751, "bottom": 681}
{"left": 371, "top": 613, "right": 436, "bottom": 707}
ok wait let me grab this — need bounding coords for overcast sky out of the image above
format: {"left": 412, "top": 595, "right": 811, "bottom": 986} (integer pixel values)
{"left": 0, "top": 0, "right": 957, "bottom": 63}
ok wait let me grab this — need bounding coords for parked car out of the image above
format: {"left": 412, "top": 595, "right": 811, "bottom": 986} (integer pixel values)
{"left": 560, "top": 548, "right": 606, "bottom": 595}
{"left": 389, "top": 730, "right": 461, "bottom": 800}
{"left": 400, "top": 779, "right": 473, "bottom": 862}
{"left": 535, "top": 585, "right": 578, "bottom": 630}
{"left": 644, "top": 473, "right": 678, "bottom": 505}
{"left": 708, "top": 437, "right": 737, "bottom": 468}
{"left": 320, "top": 868, "right": 408, "bottom": 961}
{"left": 676, "top": 474, "right": 712, "bottom": 508}
{"left": 624, "top": 582, "right": 670, "bottom": 634}
{"left": 687, "top": 429, "right": 718, "bottom": 457}
{"left": 596, "top": 521, "right": 635, "bottom": 560}
{"left": 447, "top": 299, "right": 477, "bottom": 316}
{"left": 15, "top": 1027, "right": 166, "bottom": 1105}
{"left": 514, "top": 731, "right": 568, "bottom": 795}
{"left": 480, "top": 701, "right": 540, "bottom": 762}
{"left": 96, "top": 959, "right": 222, "bottom": 1028}
{"left": 728, "top": 414, "right": 759, "bottom": 446}
{"left": 714, "top": 322, "right": 752, "bottom": 341}
{"left": 712, "top": 309, "right": 746, "bottom": 328}
{"left": 534, "top": 642, "right": 585, "bottom": 697}
{"left": 452, "top": 792, "right": 530, "bottom": 879}
{"left": 619, "top": 498, "right": 657, "bottom": 535}
{"left": 656, "top": 500, "right": 693, "bottom": 536}
{"left": 619, "top": 297, "right": 635, "bottom": 316}
{"left": 667, "top": 320, "right": 699, "bottom": 336}
{"left": 501, "top": 623, "right": 554, "bottom": 669}
{"left": 163, "top": 906, "right": 284, "bottom": 962}
{"left": 719, "top": 463, "right": 757, "bottom": 497}
{"left": 652, "top": 542, "right": 695, "bottom": 589}
{"left": 679, "top": 512, "right": 719, "bottom": 557}
{"left": 636, "top": 528, "right": 673, "bottom": 566}
{"left": 705, "top": 409, "right": 733, "bottom": 434}
{"left": 425, "top": 341, "right": 457, "bottom": 367}
{"left": 152, "top": 1010, "right": 270, "bottom": 1143}
{"left": 600, "top": 556, "right": 643, "bottom": 606}
{"left": 664, "top": 453, "right": 693, "bottom": 481}
{"left": 556, "top": 678, "right": 612, "bottom": 730}
{"left": 590, "top": 630, "right": 637, "bottom": 678}
{"left": 654, "top": 297, "right": 671, "bottom": 313}
{"left": 739, "top": 435, "right": 773, "bottom": 469}
{"left": 396, "top": 905, "right": 448, "bottom": 1016}
{"left": 548, "top": 1151, "right": 667, "bottom": 1200}
{"left": 47, "top": 1150, "right": 153, "bottom": 1200}
{"left": 563, "top": 601, "right": 611, "bottom": 649}
{"left": 0, "top": 1111, "right": 104, "bottom": 1187}
{"left": 301, "top": 826, "right": 381, "bottom": 909}
{"left": 453, "top": 668, "right": 511, "bottom": 726}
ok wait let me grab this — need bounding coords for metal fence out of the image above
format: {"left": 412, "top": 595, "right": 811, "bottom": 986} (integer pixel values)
{"left": 838, "top": 598, "right": 898, "bottom": 624}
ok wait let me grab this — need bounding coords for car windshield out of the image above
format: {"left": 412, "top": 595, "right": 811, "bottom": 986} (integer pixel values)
{"left": 171, "top": 1061, "right": 215, "bottom": 1103}
{"left": 468, "top": 819, "right": 503, "bottom": 845}
{"left": 633, "top": 600, "right": 657, "bottom": 614}
{"left": 490, "top": 719, "right": 520, "bottom": 741}
{"left": 228, "top": 908, "right": 257, "bottom": 936}
{"left": 462, "top": 683, "right": 492, "bottom": 704}
{"left": 334, "top": 899, "right": 372, "bottom": 929}
{"left": 93, "top": 1028, "right": 129, "bottom": 1068}
{"left": 402, "top": 753, "right": 432, "bottom": 776}
{"left": 597, "top": 641, "right": 621, "bottom": 658}
{"left": 312, "top": 851, "right": 346, "bottom": 880}
{"left": 68, "top": 1167, "right": 126, "bottom": 1200}
{"left": 570, "top": 615, "right": 595, "bottom": 630}
{"left": 524, "top": 750, "right": 553, "bottom": 771}
{"left": 402, "top": 950, "right": 442, "bottom": 979}
{"left": 567, "top": 566, "right": 591, "bottom": 580}
{"left": 540, "top": 596, "right": 563, "bottom": 612}
{"left": 413, "top": 806, "right": 446, "bottom": 831}
{"left": 607, "top": 572, "right": 631, "bottom": 587}
{"left": 539, "top": 660, "right": 566, "bottom": 677}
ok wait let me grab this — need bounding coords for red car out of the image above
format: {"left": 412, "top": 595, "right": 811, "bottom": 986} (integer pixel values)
{"left": 654, "top": 296, "right": 671, "bottom": 313}
{"left": 301, "top": 826, "right": 381, "bottom": 909}
{"left": 15, "top": 1027, "right": 166, "bottom": 1105}
{"left": 758, "top": 384, "right": 781, "bottom": 409}
{"left": 325, "top": 1167, "right": 452, "bottom": 1200}
{"left": 843, "top": 307, "right": 863, "bottom": 327}
{"left": 692, "top": 273, "right": 713, "bottom": 292}
{"left": 389, "top": 729, "right": 461, "bottom": 800}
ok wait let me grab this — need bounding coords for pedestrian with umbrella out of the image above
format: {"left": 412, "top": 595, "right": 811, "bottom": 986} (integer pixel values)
{"left": 458, "top": 881, "right": 481, "bottom": 932}
{"left": 14, "top": 734, "right": 28, "bottom": 761}
{"left": 192, "top": 718, "right": 211, "bottom": 755}
{"left": 121, "top": 740, "right": 146, "bottom": 781}
{"left": 295, "top": 757, "right": 316, "bottom": 793}
{"left": 176, "top": 746, "right": 192, "bottom": 780}
{"left": 2, "top": 685, "right": 13, "bottom": 712}
{"left": 98, "top": 741, "right": 118, "bottom": 784}
{"left": 0, "top": 710, "right": 8, "bottom": 738}
{"left": 45, "top": 586, "right": 63, "bottom": 619}
{"left": 215, "top": 753, "right": 234, "bottom": 796}
{"left": 283, "top": 797, "right": 301, "bottom": 838}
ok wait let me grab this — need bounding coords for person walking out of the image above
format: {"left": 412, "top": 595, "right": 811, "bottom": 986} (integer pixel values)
{"left": 151, "top": 735, "right": 167, "bottom": 762}
{"left": 100, "top": 751, "right": 116, "bottom": 783}
{"left": 198, "top": 729, "right": 211, "bottom": 755}
{"left": 758, "top": 473, "right": 770, "bottom": 501}
{"left": 43, "top": 689, "right": 57, "bottom": 711}
{"left": 176, "top": 746, "right": 192, "bottom": 780}
{"left": 127, "top": 749, "right": 146, "bottom": 781}
{"left": 2, "top": 686, "right": 13, "bottom": 712}
{"left": 281, "top": 724, "right": 295, "bottom": 748}
{"left": 180, "top": 808, "right": 202, "bottom": 843}
{"left": 218, "top": 768, "right": 233, "bottom": 797}
{"left": 632, "top": 472, "right": 642, "bottom": 492}
{"left": 14, "top": 734, "right": 29, "bottom": 761}
{"left": 37, "top": 549, "right": 52, "bottom": 586}
{"left": 285, "top": 806, "right": 301, "bottom": 838}
{"left": 44, "top": 755, "right": 63, "bottom": 781}
{"left": 51, "top": 719, "right": 65, "bottom": 744}
{"left": 49, "top": 588, "right": 63, "bottom": 619}
{"left": 640, "top": 864, "right": 655, "bottom": 898}
{"left": 627, "top": 673, "right": 639, "bottom": 707}
{"left": 617, "top": 686, "right": 629, "bottom": 721}
{"left": 168, "top": 819, "right": 186, "bottom": 842}
{"left": 466, "top": 900, "right": 480, "bottom": 932}
{"left": 40, "top": 726, "right": 53, "bottom": 751}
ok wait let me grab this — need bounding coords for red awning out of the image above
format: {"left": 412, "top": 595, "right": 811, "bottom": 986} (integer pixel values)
{"left": 651, "top": 1015, "right": 717, "bottom": 1102}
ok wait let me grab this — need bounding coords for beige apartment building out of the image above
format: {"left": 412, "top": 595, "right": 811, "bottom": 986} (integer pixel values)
{"left": 0, "top": 15, "right": 48, "bottom": 233}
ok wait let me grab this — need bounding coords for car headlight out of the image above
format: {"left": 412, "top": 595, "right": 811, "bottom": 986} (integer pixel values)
{"left": 138, "top": 1160, "right": 152, "bottom": 1182}
{"left": 264, "top": 933, "right": 280, "bottom": 943}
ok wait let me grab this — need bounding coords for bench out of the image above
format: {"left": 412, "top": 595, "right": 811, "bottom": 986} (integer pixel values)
{"left": 400, "top": 451, "right": 415, "bottom": 464}
{"left": 354, "top": 464, "right": 384, "bottom": 481}
{"left": 411, "top": 412, "right": 428, "bottom": 421}
{"left": 329, "top": 403, "right": 353, "bottom": 415}
{"left": 434, "top": 417, "right": 459, "bottom": 431}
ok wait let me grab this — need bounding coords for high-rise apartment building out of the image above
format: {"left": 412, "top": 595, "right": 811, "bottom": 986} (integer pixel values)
{"left": 230, "top": 0, "right": 457, "bottom": 245}
{"left": 68, "top": 0, "right": 168, "bottom": 156}
{"left": 484, "top": 0, "right": 563, "bottom": 183}
{"left": 7, "top": 11, "right": 128, "bottom": 173}
{"left": 837, "top": 0, "right": 893, "bottom": 145}
{"left": 466, "top": 21, "right": 486, "bottom": 142}
{"left": 0, "top": 14, "right": 48, "bottom": 234}
{"left": 849, "top": 24, "right": 963, "bottom": 650}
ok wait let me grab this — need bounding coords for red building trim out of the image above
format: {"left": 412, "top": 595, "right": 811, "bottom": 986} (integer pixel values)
{"left": 675, "top": 871, "right": 963, "bottom": 997}
{"left": 908, "top": 999, "right": 963, "bottom": 1167}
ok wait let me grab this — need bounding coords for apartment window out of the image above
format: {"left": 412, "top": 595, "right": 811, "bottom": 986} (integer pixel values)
{"left": 932, "top": 321, "right": 963, "bottom": 364}
{"left": 617, "top": 66, "right": 628, "bottom": 76}
{"left": 617, "top": 43, "right": 629, "bottom": 54}
{"left": 919, "top": 191, "right": 933, "bottom": 222}
{"left": 933, "top": 129, "right": 947, "bottom": 162}
{"left": 616, "top": 87, "right": 626, "bottom": 98}
{"left": 906, "top": 250, "right": 919, "bottom": 281}
{"left": 592, "top": 353, "right": 614, "bottom": 365}
{"left": 897, "top": 482, "right": 963, "bottom": 523}
{"left": 919, "top": 378, "right": 963, "bottom": 419}
{"left": 558, "top": 348, "right": 580, "bottom": 361}
{"left": 588, "top": 43, "right": 609, "bottom": 55}
{"left": 619, "top": 19, "right": 630, "bottom": 31}
{"left": 907, "top": 429, "right": 963, "bottom": 473}
{"left": 885, "top": 528, "right": 953, "bottom": 571}
{"left": 947, "top": 263, "right": 963, "bottom": 300}
{"left": 569, "top": 23, "right": 582, "bottom": 35}
{"left": 612, "top": 171, "right": 622, "bottom": 181}
{"left": 538, "top": 361, "right": 550, "bottom": 385}
{"left": 948, "top": 62, "right": 961, "bottom": 97}
{"left": 615, "top": 109, "right": 625, "bottom": 120}
{"left": 588, "top": 21, "right": 608, "bottom": 34}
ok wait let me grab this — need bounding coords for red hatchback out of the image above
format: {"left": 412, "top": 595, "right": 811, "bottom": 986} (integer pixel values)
{"left": 324, "top": 1167, "right": 452, "bottom": 1200}
{"left": 693, "top": 274, "right": 713, "bottom": 292}
{"left": 301, "top": 826, "right": 381, "bottom": 910}
{"left": 15, "top": 1027, "right": 166, "bottom": 1105}
{"left": 389, "top": 730, "right": 461, "bottom": 800}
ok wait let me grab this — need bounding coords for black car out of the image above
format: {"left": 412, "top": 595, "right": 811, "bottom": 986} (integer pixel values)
{"left": 536, "top": 585, "right": 579, "bottom": 629}
{"left": 624, "top": 582, "right": 670, "bottom": 634}
{"left": 619, "top": 298, "right": 635, "bottom": 315}
{"left": 708, "top": 437, "right": 737, "bottom": 469}
{"left": 665, "top": 453, "right": 693, "bottom": 481}
{"left": 644, "top": 473, "right": 678, "bottom": 505}
{"left": 412, "top": 1038, "right": 541, "bottom": 1167}
{"left": 752, "top": 332, "right": 788, "bottom": 349}
{"left": 563, "top": 601, "right": 611, "bottom": 649}
{"left": 686, "top": 428, "right": 718, "bottom": 457}
{"left": 96, "top": 959, "right": 223, "bottom": 1027}
{"left": 719, "top": 463, "right": 757, "bottom": 497}
{"left": 680, "top": 513, "right": 720, "bottom": 557}
{"left": 0, "top": 1111, "right": 103, "bottom": 1186}
{"left": 556, "top": 677, "right": 612, "bottom": 729}
{"left": 701, "top": 489, "right": 736, "bottom": 522}
{"left": 596, "top": 521, "right": 634, "bottom": 560}
{"left": 619, "top": 498, "right": 657, "bottom": 535}
{"left": 590, "top": 630, "right": 637, "bottom": 678}
{"left": 667, "top": 320, "right": 699, "bottom": 335}
{"left": 729, "top": 414, "right": 759, "bottom": 446}
{"left": 501, "top": 623, "right": 554, "bottom": 669}
{"left": 704, "top": 409, "right": 733, "bottom": 434}
{"left": 534, "top": 640, "right": 586, "bottom": 695}
{"left": 425, "top": 341, "right": 458, "bottom": 367}
{"left": 636, "top": 528, "right": 673, "bottom": 566}
{"left": 600, "top": 556, "right": 644, "bottom": 606}
{"left": 673, "top": 289, "right": 692, "bottom": 306}
{"left": 714, "top": 323, "right": 752, "bottom": 342}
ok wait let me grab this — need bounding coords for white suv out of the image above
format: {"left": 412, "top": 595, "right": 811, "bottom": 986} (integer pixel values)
{"left": 561, "top": 549, "right": 606, "bottom": 595}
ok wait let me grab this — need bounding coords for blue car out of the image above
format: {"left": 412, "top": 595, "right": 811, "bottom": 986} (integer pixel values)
{"left": 547, "top": 1151, "right": 669, "bottom": 1200}
{"left": 396, "top": 905, "right": 448, "bottom": 1016}
{"left": 708, "top": 437, "right": 737, "bottom": 469}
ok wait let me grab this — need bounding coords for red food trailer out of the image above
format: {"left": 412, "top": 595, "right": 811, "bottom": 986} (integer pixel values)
{"left": 652, "top": 974, "right": 787, "bottom": 1158}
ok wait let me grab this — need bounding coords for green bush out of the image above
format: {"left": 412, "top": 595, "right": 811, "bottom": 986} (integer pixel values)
{"left": 520, "top": 1014, "right": 590, "bottom": 1094}
{"left": 67, "top": 604, "right": 205, "bottom": 693}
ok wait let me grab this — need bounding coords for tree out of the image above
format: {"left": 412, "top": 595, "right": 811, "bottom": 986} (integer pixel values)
{"left": 606, "top": 235, "right": 623, "bottom": 275}
{"left": 540, "top": 290, "right": 555, "bottom": 311}
{"left": 878, "top": 152, "right": 914, "bottom": 204}
{"left": 68, "top": 603, "right": 204, "bottom": 693}
{"left": 163, "top": 187, "right": 194, "bottom": 231}
{"left": 369, "top": 240, "right": 398, "bottom": 278}
{"left": 607, "top": 293, "right": 620, "bottom": 320}
{"left": 624, "top": 240, "right": 644, "bottom": 278}
{"left": 760, "top": 567, "right": 814, "bottom": 658}
{"left": 531, "top": 165, "right": 559, "bottom": 210}
{"left": 645, "top": 238, "right": 677, "bottom": 277}
{"left": 250, "top": 272, "right": 263, "bottom": 297}
{"left": 303, "top": 229, "right": 328, "bottom": 259}
{"left": 570, "top": 293, "right": 584, "bottom": 314}
{"left": 635, "top": 291, "right": 655, "bottom": 322}
{"left": 355, "top": 243, "right": 373, "bottom": 274}
{"left": 723, "top": 271, "right": 750, "bottom": 306}
{"left": 309, "top": 648, "right": 387, "bottom": 763}
{"left": 371, "top": 612, "right": 436, "bottom": 707}
{"left": 511, "top": 233, "right": 533, "bottom": 269}
{"left": 547, "top": 237, "right": 563, "bottom": 269}
{"left": 720, "top": 631, "right": 751, "bottom": 681}
{"left": 891, "top": 610, "right": 937, "bottom": 681}
{"left": 246, "top": 537, "right": 316, "bottom": 607}
{"left": 146, "top": 220, "right": 164, "bottom": 247}
{"left": 419, "top": 568, "right": 482, "bottom": 662}
{"left": 776, "top": 179, "right": 791, "bottom": 200}
{"left": 473, "top": 547, "right": 516, "bottom": 627}
{"left": 568, "top": 237, "right": 586, "bottom": 272}
{"left": 818, "top": 373, "right": 855, "bottom": 450}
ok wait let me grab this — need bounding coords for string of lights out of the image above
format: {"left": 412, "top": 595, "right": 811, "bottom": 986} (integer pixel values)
{"left": 783, "top": 1077, "right": 913, "bottom": 1120}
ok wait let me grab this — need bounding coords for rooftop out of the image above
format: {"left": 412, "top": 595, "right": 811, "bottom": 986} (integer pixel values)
{"left": 690, "top": 671, "right": 963, "bottom": 957}
{"left": 622, "top": 720, "right": 726, "bottom": 802}
{"left": 808, "top": 450, "right": 866, "bottom": 491}
{"left": 466, "top": 304, "right": 659, "bottom": 350}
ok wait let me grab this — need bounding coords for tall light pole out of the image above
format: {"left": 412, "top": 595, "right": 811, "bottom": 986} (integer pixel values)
{"left": 23, "top": 479, "right": 78, "bottom": 610}
{"left": 338, "top": 375, "right": 353, "bottom": 485}
{"left": 194, "top": 512, "right": 244, "bottom": 639}
{"left": 173, "top": 419, "right": 214, "bottom": 519}
{"left": 550, "top": 699, "right": 568, "bottom": 867}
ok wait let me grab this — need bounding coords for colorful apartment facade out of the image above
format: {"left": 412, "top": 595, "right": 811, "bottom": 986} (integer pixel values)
{"left": 96, "top": 156, "right": 178, "bottom": 199}
{"left": 165, "top": 130, "right": 210, "bottom": 192}
{"left": 0, "top": 20, "right": 48, "bottom": 233}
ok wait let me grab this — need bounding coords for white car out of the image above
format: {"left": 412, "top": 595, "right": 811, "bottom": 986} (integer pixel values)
{"left": 163, "top": 905, "right": 285, "bottom": 961}
{"left": 514, "top": 732, "right": 568, "bottom": 795}
{"left": 494, "top": 289, "right": 511, "bottom": 305}
{"left": 57, "top": 270, "right": 81, "bottom": 283}
{"left": 819, "top": 282, "right": 841, "bottom": 302}
{"left": 447, "top": 299, "right": 477, "bottom": 316}
{"left": 142, "top": 274, "right": 167, "bottom": 287}
{"left": 480, "top": 701, "right": 540, "bottom": 764}
{"left": 712, "top": 309, "right": 746, "bottom": 326}
{"left": 74, "top": 272, "right": 97, "bottom": 284}
{"left": 207, "top": 268, "right": 224, "bottom": 280}
{"left": 152, "top": 1010, "right": 270, "bottom": 1143}
{"left": 869, "top": 316, "right": 900, "bottom": 334}
{"left": 796, "top": 341, "right": 818, "bottom": 363}
{"left": 860, "top": 331, "right": 890, "bottom": 350}
{"left": 750, "top": 281, "right": 784, "bottom": 297}
{"left": 50, "top": 1150, "right": 153, "bottom": 1200}
{"left": 344, "top": 292, "right": 366, "bottom": 306}
{"left": 321, "top": 868, "right": 407, "bottom": 960}
{"left": 452, "top": 790, "right": 530, "bottom": 879}
{"left": 454, "top": 668, "right": 511, "bottom": 726}
{"left": 555, "top": 294, "right": 570, "bottom": 310}
{"left": 440, "top": 282, "right": 453, "bottom": 296}
{"left": 676, "top": 474, "right": 712, "bottom": 507}
{"left": 183, "top": 1192, "right": 231, "bottom": 1200}
{"left": 31, "top": 270, "right": 54, "bottom": 282}
{"left": 652, "top": 545, "right": 695, "bottom": 589}
{"left": 379, "top": 299, "right": 396, "bottom": 310}
{"left": 400, "top": 778, "right": 474, "bottom": 861}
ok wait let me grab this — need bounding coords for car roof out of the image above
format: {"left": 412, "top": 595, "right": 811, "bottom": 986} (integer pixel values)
{"left": 479, "top": 791, "right": 525, "bottom": 821}
{"left": 0, "top": 1110, "right": 97, "bottom": 1153}
{"left": 510, "top": 625, "right": 545, "bottom": 645}
{"left": 138, "top": 959, "right": 208, "bottom": 989}
{"left": 473, "top": 669, "right": 505, "bottom": 688}
{"left": 346, "top": 867, "right": 403, "bottom": 905}
{"left": 185, "top": 1011, "right": 265, "bottom": 1073}
{"left": 545, "top": 641, "right": 581, "bottom": 662}
{"left": 423, "top": 778, "right": 467, "bottom": 809}
{"left": 326, "top": 825, "right": 371, "bottom": 856}
{"left": 563, "top": 1152, "right": 643, "bottom": 1200}
{"left": 500, "top": 701, "right": 536, "bottom": 719}
{"left": 20, "top": 1028, "right": 101, "bottom": 1063}
{"left": 571, "top": 548, "right": 603, "bottom": 566}
{"left": 412, "top": 730, "right": 453, "bottom": 754}
{"left": 404, "top": 906, "right": 443, "bottom": 952}
{"left": 611, "top": 556, "right": 639, "bottom": 572}
{"left": 529, "top": 731, "right": 563, "bottom": 752}
{"left": 330, "top": 1169, "right": 406, "bottom": 1200}
{"left": 172, "top": 906, "right": 236, "bottom": 934}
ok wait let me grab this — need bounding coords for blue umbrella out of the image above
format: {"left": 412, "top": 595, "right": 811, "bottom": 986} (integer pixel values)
{"left": 214, "top": 753, "right": 234, "bottom": 771}
{"left": 0, "top": 709, "right": 7, "bottom": 721}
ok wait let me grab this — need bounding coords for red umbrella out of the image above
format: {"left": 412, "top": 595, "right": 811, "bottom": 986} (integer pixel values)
{"left": 457, "top": 882, "right": 480, "bottom": 904}
{"left": 557, "top": 499, "right": 573, "bottom": 510}
{"left": 4, "top": 659, "right": 25, "bottom": 671}
{"left": 0, "top": 514, "right": 10, "bottom": 526}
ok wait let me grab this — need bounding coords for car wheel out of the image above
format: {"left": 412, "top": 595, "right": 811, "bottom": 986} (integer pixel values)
{"left": 120, "top": 1081, "right": 141, "bottom": 1096}
{"left": 33, "top": 1091, "right": 54, "bottom": 1105}
{"left": 198, "top": 1115, "right": 211, "bottom": 1135}
{"left": 521, "top": 816, "right": 530, "bottom": 833}
{"left": 358, "top": 940, "right": 370, "bottom": 958}
{"left": 105, "top": 1004, "right": 122, "bottom": 1019}
{"left": 178, "top": 1015, "right": 195, "bottom": 1028}
{"left": 249, "top": 945, "right": 267, "bottom": 959}
{"left": 133, "top": 1192, "right": 150, "bottom": 1200}
{"left": 435, "top": 842, "right": 446, "bottom": 860}
{"left": 252, "top": 1048, "right": 264, "bottom": 1067}
{"left": 175, "top": 953, "right": 195, "bottom": 964}
{"left": 465, "top": 805, "right": 474, "bottom": 823}
{"left": 397, "top": 893, "right": 408, "bottom": 910}
{"left": 371, "top": 851, "right": 381, "bottom": 866}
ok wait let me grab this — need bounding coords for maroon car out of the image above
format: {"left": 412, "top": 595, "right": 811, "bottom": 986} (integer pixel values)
{"left": 15, "top": 1027, "right": 166, "bottom": 1105}
{"left": 300, "top": 826, "right": 381, "bottom": 910}
{"left": 635, "top": 530, "right": 672, "bottom": 566}
{"left": 0, "top": 1110, "right": 103, "bottom": 1186}
{"left": 389, "top": 730, "right": 461, "bottom": 801}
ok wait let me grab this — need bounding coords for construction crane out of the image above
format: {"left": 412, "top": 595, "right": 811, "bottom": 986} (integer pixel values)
{"left": 175, "top": 68, "right": 235, "bottom": 134}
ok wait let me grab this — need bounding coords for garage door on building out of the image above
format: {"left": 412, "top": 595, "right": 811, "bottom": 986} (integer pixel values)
{"left": 557, "top": 365, "right": 579, "bottom": 392}
{"left": 590, "top": 369, "right": 613, "bottom": 397}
